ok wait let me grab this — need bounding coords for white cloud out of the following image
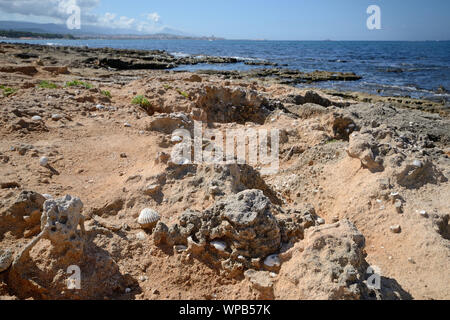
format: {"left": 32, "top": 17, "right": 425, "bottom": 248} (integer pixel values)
{"left": 146, "top": 12, "right": 160, "bottom": 23}
{"left": 0, "top": 0, "right": 166, "bottom": 33}
{"left": 0, "top": 0, "right": 99, "bottom": 22}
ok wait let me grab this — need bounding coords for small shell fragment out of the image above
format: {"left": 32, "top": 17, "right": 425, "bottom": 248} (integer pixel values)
{"left": 171, "top": 135, "right": 183, "bottom": 143}
{"left": 390, "top": 225, "right": 402, "bottom": 234}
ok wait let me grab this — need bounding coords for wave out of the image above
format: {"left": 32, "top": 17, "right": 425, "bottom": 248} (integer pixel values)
{"left": 170, "top": 52, "right": 190, "bottom": 58}
{"left": 362, "top": 81, "right": 450, "bottom": 96}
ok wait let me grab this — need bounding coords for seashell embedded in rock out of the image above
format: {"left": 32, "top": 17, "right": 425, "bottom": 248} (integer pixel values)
{"left": 264, "top": 254, "right": 281, "bottom": 268}
{"left": 211, "top": 240, "right": 227, "bottom": 252}
{"left": 138, "top": 208, "right": 160, "bottom": 229}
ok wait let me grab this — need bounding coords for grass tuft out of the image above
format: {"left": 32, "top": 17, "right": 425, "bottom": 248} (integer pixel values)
{"left": 176, "top": 89, "right": 189, "bottom": 99}
{"left": 65, "top": 80, "right": 93, "bottom": 89}
{"left": 1, "top": 85, "right": 17, "bottom": 97}
{"left": 101, "top": 90, "right": 112, "bottom": 98}
{"left": 39, "top": 80, "right": 59, "bottom": 89}
{"left": 131, "top": 95, "right": 151, "bottom": 108}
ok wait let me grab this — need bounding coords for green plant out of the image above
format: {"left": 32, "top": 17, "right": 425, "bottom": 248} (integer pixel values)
{"left": 101, "top": 90, "right": 112, "bottom": 98}
{"left": 131, "top": 95, "right": 151, "bottom": 108}
{"left": 2, "top": 87, "right": 17, "bottom": 97}
{"left": 163, "top": 84, "right": 173, "bottom": 90}
{"left": 176, "top": 89, "right": 189, "bottom": 99}
{"left": 39, "top": 80, "right": 58, "bottom": 89}
{"left": 65, "top": 80, "right": 93, "bottom": 89}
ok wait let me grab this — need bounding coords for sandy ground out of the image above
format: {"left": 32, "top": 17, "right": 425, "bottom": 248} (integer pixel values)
{"left": 0, "top": 43, "right": 449, "bottom": 300}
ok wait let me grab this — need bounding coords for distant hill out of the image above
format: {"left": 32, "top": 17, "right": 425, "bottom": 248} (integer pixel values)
{"left": 0, "top": 29, "right": 76, "bottom": 39}
{"left": 0, "top": 20, "right": 223, "bottom": 40}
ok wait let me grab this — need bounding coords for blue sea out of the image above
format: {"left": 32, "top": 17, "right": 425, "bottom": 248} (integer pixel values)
{"left": 4, "top": 39, "right": 450, "bottom": 103}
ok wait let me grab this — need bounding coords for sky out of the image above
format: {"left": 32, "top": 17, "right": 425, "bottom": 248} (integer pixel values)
{"left": 0, "top": 0, "right": 449, "bottom": 40}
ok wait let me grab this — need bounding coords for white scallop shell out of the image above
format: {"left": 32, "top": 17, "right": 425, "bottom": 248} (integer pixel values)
{"left": 138, "top": 208, "right": 160, "bottom": 227}
{"left": 211, "top": 240, "right": 227, "bottom": 252}
{"left": 264, "top": 254, "right": 280, "bottom": 268}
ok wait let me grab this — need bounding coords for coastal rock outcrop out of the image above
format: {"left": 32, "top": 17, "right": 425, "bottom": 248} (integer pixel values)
{"left": 153, "top": 190, "right": 320, "bottom": 274}
{"left": 275, "top": 220, "right": 411, "bottom": 300}
{"left": 0, "top": 191, "right": 46, "bottom": 239}
{"left": 195, "top": 86, "right": 269, "bottom": 124}
{"left": 12, "top": 195, "right": 86, "bottom": 268}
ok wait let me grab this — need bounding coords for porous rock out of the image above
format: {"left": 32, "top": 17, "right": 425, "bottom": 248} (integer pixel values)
{"left": 153, "top": 190, "right": 309, "bottom": 272}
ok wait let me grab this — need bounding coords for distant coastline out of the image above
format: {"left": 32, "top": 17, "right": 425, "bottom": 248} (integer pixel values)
{"left": 0, "top": 29, "right": 77, "bottom": 40}
{"left": 0, "top": 29, "right": 224, "bottom": 41}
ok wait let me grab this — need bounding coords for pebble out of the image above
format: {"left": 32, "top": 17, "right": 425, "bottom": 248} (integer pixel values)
{"left": 124, "top": 122, "right": 132, "bottom": 127}
{"left": 31, "top": 115, "right": 42, "bottom": 121}
{"left": 317, "top": 218, "right": 325, "bottom": 225}
{"left": 390, "top": 225, "right": 402, "bottom": 234}
{"left": 51, "top": 114, "right": 63, "bottom": 121}
{"left": 135, "top": 231, "right": 146, "bottom": 241}
{"left": 419, "top": 210, "right": 428, "bottom": 218}
{"left": 39, "top": 156, "right": 49, "bottom": 167}
{"left": 394, "top": 200, "right": 403, "bottom": 214}
{"left": 139, "top": 276, "right": 148, "bottom": 282}
{"left": 209, "top": 186, "right": 221, "bottom": 195}
{"left": 125, "top": 288, "right": 131, "bottom": 294}
{"left": 412, "top": 160, "right": 423, "bottom": 168}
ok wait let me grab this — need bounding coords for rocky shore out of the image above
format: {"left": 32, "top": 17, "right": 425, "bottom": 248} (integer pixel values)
{"left": 0, "top": 42, "right": 449, "bottom": 300}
